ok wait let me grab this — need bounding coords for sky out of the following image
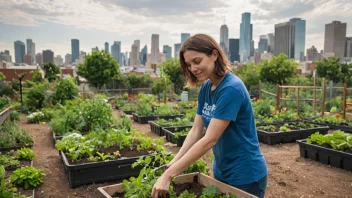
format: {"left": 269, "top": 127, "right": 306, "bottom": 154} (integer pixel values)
{"left": 0, "top": 0, "right": 351, "bottom": 58}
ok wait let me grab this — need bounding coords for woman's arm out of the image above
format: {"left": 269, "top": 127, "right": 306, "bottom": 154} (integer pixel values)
{"left": 168, "top": 115, "right": 204, "bottom": 164}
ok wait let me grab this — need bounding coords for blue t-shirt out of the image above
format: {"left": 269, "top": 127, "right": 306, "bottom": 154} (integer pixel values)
{"left": 196, "top": 72, "right": 267, "bottom": 185}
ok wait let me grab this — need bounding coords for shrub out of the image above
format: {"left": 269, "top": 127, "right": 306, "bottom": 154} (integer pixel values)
{"left": 24, "top": 84, "right": 46, "bottom": 111}
{"left": 10, "top": 112, "right": 20, "bottom": 121}
{"left": 54, "top": 77, "right": 79, "bottom": 104}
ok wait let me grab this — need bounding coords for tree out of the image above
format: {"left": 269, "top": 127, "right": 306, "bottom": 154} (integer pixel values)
{"left": 11, "top": 80, "right": 20, "bottom": 91}
{"left": 0, "top": 72, "right": 5, "bottom": 81}
{"left": 234, "top": 62, "right": 261, "bottom": 90}
{"left": 43, "top": 62, "right": 60, "bottom": 82}
{"left": 315, "top": 57, "right": 342, "bottom": 83}
{"left": 30, "top": 68, "right": 43, "bottom": 83}
{"left": 54, "top": 77, "right": 79, "bottom": 104}
{"left": 25, "top": 84, "right": 46, "bottom": 111}
{"left": 77, "top": 50, "right": 120, "bottom": 89}
{"left": 151, "top": 77, "right": 172, "bottom": 95}
{"left": 160, "top": 58, "right": 185, "bottom": 94}
{"left": 127, "top": 73, "right": 140, "bottom": 88}
{"left": 259, "top": 54, "right": 298, "bottom": 85}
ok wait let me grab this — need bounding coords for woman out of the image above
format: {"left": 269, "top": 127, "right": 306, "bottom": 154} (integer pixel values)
{"left": 152, "top": 34, "right": 267, "bottom": 198}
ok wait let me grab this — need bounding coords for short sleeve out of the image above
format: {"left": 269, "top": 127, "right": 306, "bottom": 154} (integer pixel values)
{"left": 212, "top": 87, "right": 243, "bottom": 122}
{"left": 196, "top": 86, "right": 204, "bottom": 115}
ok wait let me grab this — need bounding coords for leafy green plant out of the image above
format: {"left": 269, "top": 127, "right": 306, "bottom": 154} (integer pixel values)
{"left": 174, "top": 128, "right": 192, "bottom": 139}
{"left": 79, "top": 99, "right": 113, "bottom": 131}
{"left": 24, "top": 84, "right": 46, "bottom": 111}
{"left": 156, "top": 118, "right": 192, "bottom": 127}
{"left": 96, "top": 152, "right": 116, "bottom": 161}
{"left": 16, "top": 148, "right": 35, "bottom": 160}
{"left": 307, "top": 130, "right": 352, "bottom": 151}
{"left": 0, "top": 97, "right": 11, "bottom": 112}
{"left": 27, "top": 112, "right": 45, "bottom": 124}
{"left": 10, "top": 112, "right": 20, "bottom": 121}
{"left": 10, "top": 166, "right": 45, "bottom": 189}
{"left": 0, "top": 155, "right": 20, "bottom": 169}
{"left": 0, "top": 121, "right": 33, "bottom": 148}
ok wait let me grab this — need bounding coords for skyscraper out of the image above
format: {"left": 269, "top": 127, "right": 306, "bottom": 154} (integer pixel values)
{"left": 141, "top": 45, "right": 148, "bottom": 65}
{"left": 0, "top": 51, "right": 11, "bottom": 62}
{"left": 267, "top": 33, "right": 275, "bottom": 53}
{"left": 24, "top": 54, "right": 32, "bottom": 65}
{"left": 239, "top": 12, "right": 253, "bottom": 62}
{"left": 71, "top": 39, "right": 80, "bottom": 63}
{"left": 274, "top": 18, "right": 306, "bottom": 61}
{"left": 14, "top": 41, "right": 25, "bottom": 63}
{"left": 229, "top": 39, "right": 240, "bottom": 63}
{"left": 324, "top": 21, "right": 347, "bottom": 58}
{"left": 163, "top": 45, "right": 172, "bottom": 60}
{"left": 130, "top": 44, "right": 138, "bottom": 66}
{"left": 26, "top": 39, "right": 36, "bottom": 64}
{"left": 345, "top": 37, "right": 352, "bottom": 58}
{"left": 258, "top": 35, "right": 268, "bottom": 54}
{"left": 43, "top": 50, "right": 54, "bottom": 64}
{"left": 65, "top": 54, "right": 72, "bottom": 64}
{"left": 220, "top": 25, "right": 229, "bottom": 58}
{"left": 111, "top": 41, "right": 121, "bottom": 65}
{"left": 151, "top": 34, "right": 160, "bottom": 64}
{"left": 134, "top": 40, "right": 141, "bottom": 64}
{"left": 36, "top": 53, "right": 43, "bottom": 66}
{"left": 105, "top": 42, "right": 109, "bottom": 53}
{"left": 174, "top": 43, "right": 181, "bottom": 59}
{"left": 181, "top": 33, "right": 191, "bottom": 45}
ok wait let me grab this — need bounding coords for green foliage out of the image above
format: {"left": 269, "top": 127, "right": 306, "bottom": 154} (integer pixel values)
{"left": 77, "top": 50, "right": 120, "bottom": 89}
{"left": 10, "top": 166, "right": 44, "bottom": 189}
{"left": 0, "top": 121, "right": 33, "bottom": 148}
{"left": 259, "top": 54, "right": 298, "bottom": 85}
{"left": 42, "top": 62, "right": 60, "bottom": 82}
{"left": 24, "top": 84, "right": 46, "bottom": 111}
{"left": 307, "top": 130, "right": 352, "bottom": 151}
{"left": 16, "top": 148, "right": 35, "bottom": 160}
{"left": 313, "top": 115, "right": 351, "bottom": 126}
{"left": 23, "top": 80, "right": 35, "bottom": 88}
{"left": 0, "top": 81, "right": 14, "bottom": 98}
{"left": 0, "top": 154, "right": 20, "bottom": 169}
{"left": 126, "top": 73, "right": 153, "bottom": 88}
{"left": 0, "top": 72, "right": 5, "bottom": 81}
{"left": 0, "top": 97, "right": 11, "bottom": 111}
{"left": 316, "top": 57, "right": 342, "bottom": 83}
{"left": 155, "top": 118, "right": 192, "bottom": 127}
{"left": 11, "top": 80, "right": 20, "bottom": 92}
{"left": 54, "top": 77, "right": 79, "bottom": 104}
{"left": 30, "top": 69, "right": 43, "bottom": 83}
{"left": 27, "top": 112, "right": 45, "bottom": 124}
{"left": 174, "top": 128, "right": 192, "bottom": 139}
{"left": 234, "top": 62, "right": 261, "bottom": 90}
{"left": 160, "top": 58, "right": 185, "bottom": 94}
{"left": 10, "top": 112, "right": 20, "bottom": 121}
{"left": 80, "top": 99, "right": 113, "bottom": 131}
{"left": 151, "top": 77, "right": 172, "bottom": 95}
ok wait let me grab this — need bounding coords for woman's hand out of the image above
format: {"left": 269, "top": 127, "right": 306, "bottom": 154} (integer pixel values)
{"left": 151, "top": 173, "right": 172, "bottom": 198}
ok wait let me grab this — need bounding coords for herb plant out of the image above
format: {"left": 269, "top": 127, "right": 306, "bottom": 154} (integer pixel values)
{"left": 0, "top": 121, "right": 33, "bottom": 148}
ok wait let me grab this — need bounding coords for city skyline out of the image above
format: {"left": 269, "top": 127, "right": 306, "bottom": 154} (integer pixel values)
{"left": 0, "top": 0, "right": 351, "bottom": 58}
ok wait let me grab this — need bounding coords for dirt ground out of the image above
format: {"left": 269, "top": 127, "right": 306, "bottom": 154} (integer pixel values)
{"left": 19, "top": 110, "right": 352, "bottom": 198}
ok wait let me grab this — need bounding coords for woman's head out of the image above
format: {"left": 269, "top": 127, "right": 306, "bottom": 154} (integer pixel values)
{"left": 179, "top": 33, "right": 232, "bottom": 87}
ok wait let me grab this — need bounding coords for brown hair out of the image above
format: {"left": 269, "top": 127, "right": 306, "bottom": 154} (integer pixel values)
{"left": 179, "top": 33, "right": 232, "bottom": 87}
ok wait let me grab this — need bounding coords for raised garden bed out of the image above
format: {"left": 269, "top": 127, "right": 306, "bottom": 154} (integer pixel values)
{"left": 297, "top": 140, "right": 352, "bottom": 171}
{"left": 163, "top": 126, "right": 192, "bottom": 147}
{"left": 132, "top": 113, "right": 184, "bottom": 124}
{"left": 98, "top": 172, "right": 256, "bottom": 198}
{"left": 122, "top": 110, "right": 135, "bottom": 115}
{"left": 60, "top": 149, "right": 158, "bottom": 188}
{"left": 0, "top": 106, "right": 12, "bottom": 125}
{"left": 0, "top": 144, "right": 34, "bottom": 154}
{"left": 257, "top": 122, "right": 329, "bottom": 145}
{"left": 305, "top": 121, "right": 352, "bottom": 133}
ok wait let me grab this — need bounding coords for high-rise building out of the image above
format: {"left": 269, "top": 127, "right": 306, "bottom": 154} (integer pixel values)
{"left": 220, "top": 25, "right": 229, "bottom": 58}
{"left": 14, "top": 41, "right": 25, "bottom": 63}
{"left": 163, "top": 45, "right": 172, "bottom": 60}
{"left": 134, "top": 40, "right": 141, "bottom": 64}
{"left": 174, "top": 43, "right": 181, "bottom": 59}
{"left": 71, "top": 39, "right": 80, "bottom": 63}
{"left": 130, "top": 44, "right": 138, "bottom": 66}
{"left": 43, "top": 50, "right": 54, "bottom": 64}
{"left": 239, "top": 12, "right": 253, "bottom": 63}
{"left": 0, "top": 51, "right": 12, "bottom": 62}
{"left": 324, "top": 21, "right": 347, "bottom": 58}
{"left": 306, "top": 46, "right": 322, "bottom": 62}
{"left": 258, "top": 35, "right": 268, "bottom": 54}
{"left": 36, "top": 53, "right": 43, "bottom": 66}
{"left": 65, "top": 54, "right": 72, "bottom": 64}
{"left": 26, "top": 39, "right": 36, "bottom": 64}
{"left": 24, "top": 54, "right": 32, "bottom": 65}
{"left": 229, "top": 39, "right": 240, "bottom": 63}
{"left": 54, "top": 55, "right": 64, "bottom": 66}
{"left": 267, "top": 33, "right": 275, "bottom": 53}
{"left": 26, "top": 39, "right": 32, "bottom": 54}
{"left": 141, "top": 45, "right": 148, "bottom": 65}
{"left": 111, "top": 41, "right": 121, "bottom": 65}
{"left": 181, "top": 33, "right": 191, "bottom": 45}
{"left": 151, "top": 34, "right": 160, "bottom": 64}
{"left": 274, "top": 18, "right": 306, "bottom": 61}
{"left": 105, "top": 42, "right": 109, "bottom": 53}
{"left": 345, "top": 37, "right": 352, "bottom": 58}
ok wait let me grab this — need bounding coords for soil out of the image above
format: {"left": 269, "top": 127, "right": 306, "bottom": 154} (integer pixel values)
{"left": 173, "top": 182, "right": 205, "bottom": 196}
{"left": 17, "top": 110, "right": 352, "bottom": 198}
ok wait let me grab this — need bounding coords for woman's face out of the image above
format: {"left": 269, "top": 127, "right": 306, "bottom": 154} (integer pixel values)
{"left": 183, "top": 50, "right": 217, "bottom": 82}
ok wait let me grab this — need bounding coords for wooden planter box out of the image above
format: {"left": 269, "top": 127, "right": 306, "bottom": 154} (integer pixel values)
{"left": 257, "top": 124, "right": 329, "bottom": 145}
{"left": 163, "top": 126, "right": 192, "bottom": 147}
{"left": 0, "top": 106, "right": 12, "bottom": 125}
{"left": 97, "top": 173, "right": 257, "bottom": 198}
{"left": 60, "top": 150, "right": 158, "bottom": 188}
{"left": 132, "top": 113, "right": 184, "bottom": 124}
{"left": 297, "top": 140, "right": 352, "bottom": 171}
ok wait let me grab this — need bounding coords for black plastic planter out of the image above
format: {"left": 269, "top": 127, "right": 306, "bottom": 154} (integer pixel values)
{"left": 305, "top": 121, "right": 352, "bottom": 133}
{"left": 257, "top": 125, "right": 329, "bottom": 145}
{"left": 297, "top": 140, "right": 352, "bottom": 171}
{"left": 52, "top": 132, "right": 63, "bottom": 146}
{"left": 0, "top": 107, "right": 12, "bottom": 125}
{"left": 149, "top": 121, "right": 165, "bottom": 136}
{"left": 132, "top": 113, "right": 184, "bottom": 124}
{"left": 122, "top": 110, "right": 135, "bottom": 115}
{"left": 60, "top": 151, "right": 157, "bottom": 188}
{"left": 0, "top": 144, "right": 34, "bottom": 154}
{"left": 163, "top": 126, "right": 191, "bottom": 147}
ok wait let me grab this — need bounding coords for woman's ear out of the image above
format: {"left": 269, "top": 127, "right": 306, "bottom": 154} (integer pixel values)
{"left": 211, "top": 50, "right": 218, "bottom": 62}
